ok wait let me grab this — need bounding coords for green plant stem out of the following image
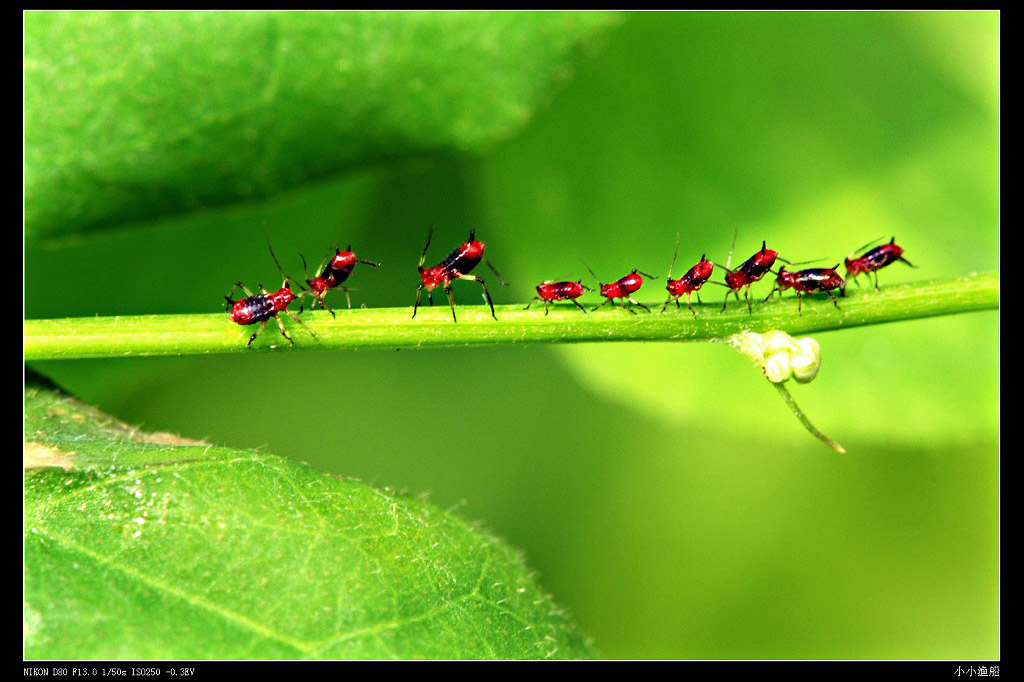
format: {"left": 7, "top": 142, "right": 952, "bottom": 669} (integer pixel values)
{"left": 24, "top": 273, "right": 998, "bottom": 360}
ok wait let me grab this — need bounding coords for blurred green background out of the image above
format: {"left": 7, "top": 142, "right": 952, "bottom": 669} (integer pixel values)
{"left": 25, "top": 12, "right": 998, "bottom": 659}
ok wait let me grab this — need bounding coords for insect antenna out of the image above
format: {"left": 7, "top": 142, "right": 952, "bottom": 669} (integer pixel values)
{"left": 264, "top": 232, "right": 308, "bottom": 292}
{"left": 483, "top": 256, "right": 507, "bottom": 284}
{"left": 667, "top": 233, "right": 680, "bottom": 279}
{"left": 847, "top": 235, "right": 886, "bottom": 260}
{"left": 712, "top": 227, "right": 741, "bottom": 273}
{"left": 580, "top": 259, "right": 602, "bottom": 287}
{"left": 726, "top": 227, "right": 738, "bottom": 270}
{"left": 769, "top": 257, "right": 825, "bottom": 275}
{"left": 352, "top": 243, "right": 381, "bottom": 268}
{"left": 418, "top": 225, "right": 435, "bottom": 269}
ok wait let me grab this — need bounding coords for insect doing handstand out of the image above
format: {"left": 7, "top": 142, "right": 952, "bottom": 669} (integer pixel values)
{"left": 300, "top": 243, "right": 380, "bottom": 316}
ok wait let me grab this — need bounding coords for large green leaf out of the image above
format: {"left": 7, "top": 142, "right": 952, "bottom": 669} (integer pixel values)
{"left": 24, "top": 374, "right": 592, "bottom": 659}
{"left": 24, "top": 11, "right": 618, "bottom": 242}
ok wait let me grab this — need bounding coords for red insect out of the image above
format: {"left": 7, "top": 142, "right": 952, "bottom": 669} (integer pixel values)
{"left": 844, "top": 237, "right": 915, "bottom": 291}
{"left": 525, "top": 280, "right": 592, "bottom": 315}
{"left": 714, "top": 240, "right": 781, "bottom": 314}
{"left": 584, "top": 262, "right": 656, "bottom": 313}
{"left": 224, "top": 240, "right": 317, "bottom": 348}
{"left": 661, "top": 236, "right": 714, "bottom": 315}
{"left": 413, "top": 227, "right": 506, "bottom": 322}
{"left": 764, "top": 265, "right": 846, "bottom": 314}
{"left": 301, "top": 244, "right": 380, "bottom": 316}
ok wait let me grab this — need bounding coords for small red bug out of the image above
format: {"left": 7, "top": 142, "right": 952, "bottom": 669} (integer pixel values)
{"left": 224, "top": 239, "right": 317, "bottom": 348}
{"left": 413, "top": 227, "right": 506, "bottom": 323}
{"left": 844, "top": 236, "right": 915, "bottom": 291}
{"left": 584, "top": 262, "right": 656, "bottom": 313}
{"left": 763, "top": 265, "right": 846, "bottom": 314}
{"left": 300, "top": 244, "right": 380, "bottom": 316}
{"left": 661, "top": 236, "right": 714, "bottom": 315}
{"left": 714, "top": 238, "right": 782, "bottom": 314}
{"left": 525, "top": 280, "right": 592, "bottom": 315}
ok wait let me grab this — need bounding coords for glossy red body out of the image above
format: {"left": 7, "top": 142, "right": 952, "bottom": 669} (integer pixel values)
{"left": 413, "top": 229, "right": 499, "bottom": 322}
{"left": 304, "top": 246, "right": 379, "bottom": 313}
{"left": 309, "top": 252, "right": 357, "bottom": 296}
{"left": 537, "top": 280, "right": 587, "bottom": 302}
{"left": 526, "top": 280, "right": 590, "bottom": 315}
{"left": 727, "top": 243, "right": 779, "bottom": 292}
{"left": 844, "top": 238, "right": 912, "bottom": 290}
{"left": 601, "top": 272, "right": 645, "bottom": 300}
{"left": 766, "top": 265, "right": 845, "bottom": 314}
{"left": 719, "top": 241, "right": 780, "bottom": 313}
{"left": 723, "top": 269, "right": 749, "bottom": 291}
{"left": 229, "top": 285, "right": 297, "bottom": 326}
{"left": 667, "top": 258, "right": 714, "bottom": 297}
{"left": 589, "top": 268, "right": 654, "bottom": 313}
{"left": 225, "top": 279, "right": 316, "bottom": 348}
{"left": 328, "top": 251, "right": 359, "bottom": 277}
{"left": 773, "top": 266, "right": 845, "bottom": 296}
{"left": 419, "top": 240, "right": 486, "bottom": 291}
{"left": 663, "top": 255, "right": 714, "bottom": 314}
{"left": 226, "top": 236, "right": 319, "bottom": 348}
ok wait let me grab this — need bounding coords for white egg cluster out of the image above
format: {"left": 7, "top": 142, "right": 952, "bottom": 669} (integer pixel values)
{"left": 726, "top": 330, "right": 822, "bottom": 384}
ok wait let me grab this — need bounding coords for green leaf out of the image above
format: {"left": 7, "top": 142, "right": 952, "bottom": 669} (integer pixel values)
{"left": 24, "top": 11, "right": 619, "bottom": 242}
{"left": 24, "top": 374, "right": 593, "bottom": 660}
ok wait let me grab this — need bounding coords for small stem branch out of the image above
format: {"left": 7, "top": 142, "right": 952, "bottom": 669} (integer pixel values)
{"left": 772, "top": 382, "right": 846, "bottom": 454}
{"left": 24, "top": 273, "right": 998, "bottom": 360}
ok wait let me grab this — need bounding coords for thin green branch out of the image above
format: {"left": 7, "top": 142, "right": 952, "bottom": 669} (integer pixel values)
{"left": 24, "top": 273, "right": 998, "bottom": 360}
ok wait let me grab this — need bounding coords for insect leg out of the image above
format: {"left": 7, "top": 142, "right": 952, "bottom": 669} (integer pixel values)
{"left": 459, "top": 274, "right": 497, "bottom": 320}
{"left": 444, "top": 282, "right": 458, "bottom": 323}
{"left": 484, "top": 258, "right": 508, "bottom": 286}
{"left": 224, "top": 281, "right": 256, "bottom": 310}
{"left": 322, "top": 296, "right": 337, "bottom": 319}
{"left": 412, "top": 284, "right": 424, "bottom": 319}
{"left": 273, "top": 314, "right": 295, "bottom": 345}
{"left": 284, "top": 311, "right": 318, "bottom": 342}
{"left": 246, "top": 320, "right": 268, "bottom": 349}
{"left": 628, "top": 297, "right": 651, "bottom": 312}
